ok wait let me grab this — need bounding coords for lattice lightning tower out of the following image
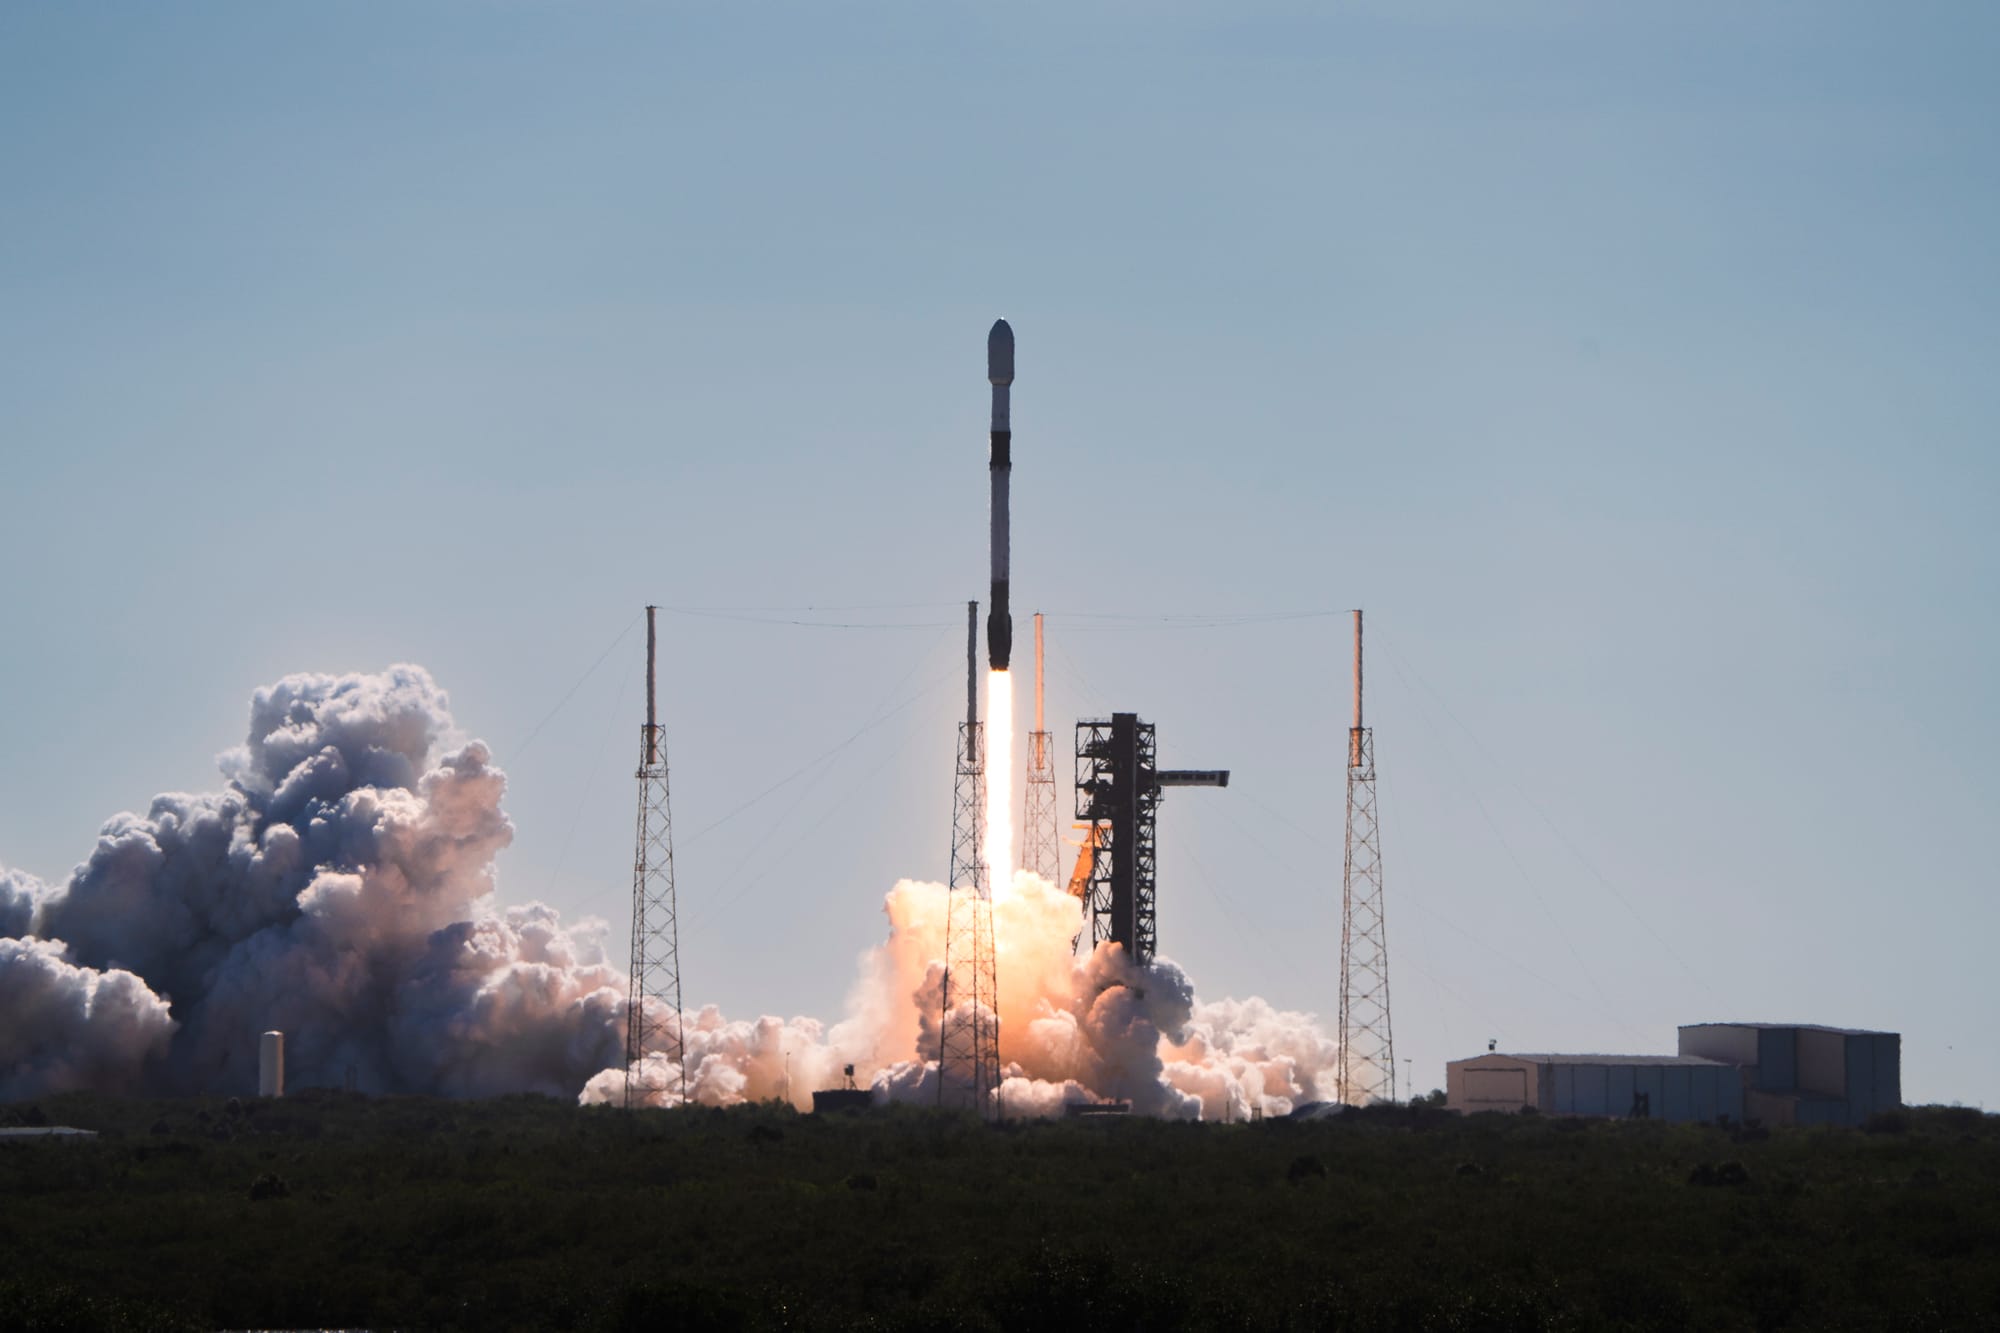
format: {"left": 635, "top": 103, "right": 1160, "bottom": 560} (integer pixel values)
{"left": 1022, "top": 612, "right": 1060, "bottom": 884}
{"left": 625, "top": 605, "right": 686, "bottom": 1108}
{"left": 1338, "top": 609, "right": 1396, "bottom": 1104}
{"left": 939, "top": 601, "right": 1001, "bottom": 1115}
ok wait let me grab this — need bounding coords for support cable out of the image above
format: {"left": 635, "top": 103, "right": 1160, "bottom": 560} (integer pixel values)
{"left": 1378, "top": 634, "right": 1719, "bottom": 1002}
{"left": 508, "top": 610, "right": 644, "bottom": 760}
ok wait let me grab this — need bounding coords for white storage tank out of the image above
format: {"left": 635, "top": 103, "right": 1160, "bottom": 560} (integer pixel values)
{"left": 258, "top": 1030, "right": 285, "bottom": 1098}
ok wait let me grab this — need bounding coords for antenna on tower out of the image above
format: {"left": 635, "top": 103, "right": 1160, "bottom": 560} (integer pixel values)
{"left": 626, "top": 605, "right": 686, "bottom": 1108}
{"left": 1338, "top": 608, "right": 1396, "bottom": 1105}
{"left": 1023, "top": 612, "right": 1059, "bottom": 883}
{"left": 940, "top": 601, "right": 1000, "bottom": 1115}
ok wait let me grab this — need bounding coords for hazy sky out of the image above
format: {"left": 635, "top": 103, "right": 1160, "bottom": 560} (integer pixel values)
{"left": 3, "top": 3, "right": 1995, "bottom": 1107}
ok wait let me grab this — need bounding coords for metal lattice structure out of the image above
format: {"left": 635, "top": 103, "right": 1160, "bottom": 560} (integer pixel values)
{"left": 939, "top": 603, "right": 1001, "bottom": 1116}
{"left": 1076, "top": 714, "right": 1229, "bottom": 968}
{"left": 1023, "top": 613, "right": 1060, "bottom": 883}
{"left": 1338, "top": 610, "right": 1396, "bottom": 1105}
{"left": 626, "top": 606, "right": 686, "bottom": 1109}
{"left": 1076, "top": 715, "right": 1159, "bottom": 965}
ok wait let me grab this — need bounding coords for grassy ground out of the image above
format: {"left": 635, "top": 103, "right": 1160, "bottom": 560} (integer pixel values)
{"left": 0, "top": 1093, "right": 1995, "bottom": 1331}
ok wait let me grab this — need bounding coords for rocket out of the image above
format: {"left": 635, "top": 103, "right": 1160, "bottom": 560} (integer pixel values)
{"left": 987, "top": 318, "right": 1014, "bottom": 672}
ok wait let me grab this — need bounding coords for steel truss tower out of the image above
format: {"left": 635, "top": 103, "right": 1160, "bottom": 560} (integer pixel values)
{"left": 1022, "top": 613, "right": 1059, "bottom": 884}
{"left": 1077, "top": 714, "right": 1158, "bottom": 964}
{"left": 626, "top": 605, "right": 687, "bottom": 1108}
{"left": 1076, "top": 715, "right": 1228, "bottom": 967}
{"left": 1338, "top": 609, "right": 1396, "bottom": 1105}
{"left": 939, "top": 601, "right": 1001, "bottom": 1115}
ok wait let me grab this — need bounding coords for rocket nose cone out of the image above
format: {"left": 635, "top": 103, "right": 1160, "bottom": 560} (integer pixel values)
{"left": 987, "top": 319, "right": 1015, "bottom": 386}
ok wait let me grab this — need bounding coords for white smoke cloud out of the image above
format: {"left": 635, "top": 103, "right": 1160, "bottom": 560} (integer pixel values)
{"left": 0, "top": 665, "right": 626, "bottom": 1099}
{"left": 588, "top": 869, "right": 1350, "bottom": 1120}
{"left": 0, "top": 936, "right": 177, "bottom": 1099}
{"left": 2, "top": 664, "right": 1353, "bottom": 1116}
{"left": 0, "top": 866, "right": 44, "bottom": 938}
{"left": 1165, "top": 995, "right": 1345, "bottom": 1120}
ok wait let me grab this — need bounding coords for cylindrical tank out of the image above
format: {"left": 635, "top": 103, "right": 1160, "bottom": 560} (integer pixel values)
{"left": 258, "top": 1030, "right": 285, "bottom": 1098}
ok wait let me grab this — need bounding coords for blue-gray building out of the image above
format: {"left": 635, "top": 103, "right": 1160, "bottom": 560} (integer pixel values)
{"left": 1678, "top": 1023, "right": 1900, "bottom": 1127}
{"left": 1445, "top": 1022, "right": 1901, "bottom": 1126}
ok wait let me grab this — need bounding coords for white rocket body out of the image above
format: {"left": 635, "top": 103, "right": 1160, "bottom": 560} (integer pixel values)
{"left": 987, "top": 319, "right": 1014, "bottom": 672}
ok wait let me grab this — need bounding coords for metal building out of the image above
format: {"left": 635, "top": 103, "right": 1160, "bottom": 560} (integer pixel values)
{"left": 1446, "top": 1053, "right": 1745, "bottom": 1123}
{"left": 1678, "top": 1023, "right": 1900, "bottom": 1127}
{"left": 1446, "top": 1022, "right": 1903, "bottom": 1126}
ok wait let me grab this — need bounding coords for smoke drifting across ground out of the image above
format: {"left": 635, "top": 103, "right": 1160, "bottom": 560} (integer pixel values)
{"left": 587, "top": 870, "right": 1345, "bottom": 1121}
{"left": 2, "top": 666, "right": 1345, "bottom": 1116}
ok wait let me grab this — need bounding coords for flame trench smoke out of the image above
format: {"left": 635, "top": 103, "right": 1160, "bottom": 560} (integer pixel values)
{"left": 2, "top": 665, "right": 1352, "bottom": 1117}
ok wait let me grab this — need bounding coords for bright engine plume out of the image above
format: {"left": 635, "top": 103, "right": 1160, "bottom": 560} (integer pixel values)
{"left": 985, "top": 669, "right": 1014, "bottom": 883}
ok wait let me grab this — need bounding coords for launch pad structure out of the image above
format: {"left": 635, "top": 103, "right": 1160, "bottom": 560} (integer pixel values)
{"left": 626, "top": 606, "right": 687, "bottom": 1108}
{"left": 1075, "top": 715, "right": 1229, "bottom": 967}
{"left": 1337, "top": 609, "right": 1397, "bottom": 1104}
{"left": 938, "top": 601, "right": 1002, "bottom": 1116}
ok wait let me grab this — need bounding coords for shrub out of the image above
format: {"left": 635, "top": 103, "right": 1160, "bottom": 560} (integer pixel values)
{"left": 247, "top": 1173, "right": 290, "bottom": 1201}
{"left": 1687, "top": 1161, "right": 1749, "bottom": 1187}
{"left": 1287, "top": 1154, "right": 1327, "bottom": 1184}
{"left": 593, "top": 1281, "right": 749, "bottom": 1333}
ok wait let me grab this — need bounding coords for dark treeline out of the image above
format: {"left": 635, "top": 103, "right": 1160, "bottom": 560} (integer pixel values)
{"left": 1, "top": 1092, "right": 1995, "bottom": 1331}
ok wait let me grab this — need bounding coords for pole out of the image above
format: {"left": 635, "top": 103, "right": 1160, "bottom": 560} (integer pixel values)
{"left": 1352, "top": 608, "right": 1363, "bottom": 732}
{"left": 1350, "top": 609, "right": 1364, "bottom": 770}
{"left": 966, "top": 600, "right": 978, "bottom": 764}
{"left": 645, "top": 605, "right": 660, "bottom": 767}
{"left": 1035, "top": 613, "right": 1045, "bottom": 731}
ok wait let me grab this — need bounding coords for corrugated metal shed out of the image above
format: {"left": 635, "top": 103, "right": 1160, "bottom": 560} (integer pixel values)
{"left": 1449, "top": 1022, "right": 1901, "bottom": 1126}
{"left": 1445, "top": 1053, "right": 1744, "bottom": 1123}
{"left": 1678, "top": 1023, "right": 1901, "bottom": 1126}
{"left": 1503, "top": 1054, "right": 1730, "bottom": 1064}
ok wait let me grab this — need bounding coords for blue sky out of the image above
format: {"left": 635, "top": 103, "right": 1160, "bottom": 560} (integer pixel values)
{"left": 3, "top": 3, "right": 1995, "bottom": 1105}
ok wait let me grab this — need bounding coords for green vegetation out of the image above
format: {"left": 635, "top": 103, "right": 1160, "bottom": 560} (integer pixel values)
{"left": 1, "top": 1093, "right": 1995, "bottom": 1331}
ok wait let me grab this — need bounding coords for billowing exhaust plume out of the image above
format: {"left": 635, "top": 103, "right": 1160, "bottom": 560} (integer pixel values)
{"left": 587, "top": 867, "right": 1352, "bottom": 1119}
{"left": 0, "top": 935, "right": 176, "bottom": 1099}
{"left": 0, "top": 666, "right": 625, "bottom": 1099}
{"left": 2, "top": 665, "right": 1352, "bottom": 1115}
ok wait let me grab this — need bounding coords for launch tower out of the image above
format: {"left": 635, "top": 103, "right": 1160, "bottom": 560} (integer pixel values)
{"left": 1074, "top": 715, "right": 1228, "bottom": 966}
{"left": 939, "top": 601, "right": 1001, "bottom": 1115}
{"left": 1337, "top": 610, "right": 1397, "bottom": 1104}
{"left": 625, "top": 605, "right": 687, "bottom": 1108}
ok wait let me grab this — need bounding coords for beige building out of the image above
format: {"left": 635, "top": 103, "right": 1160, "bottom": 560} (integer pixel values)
{"left": 1446, "top": 1052, "right": 1741, "bottom": 1122}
